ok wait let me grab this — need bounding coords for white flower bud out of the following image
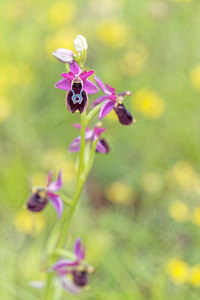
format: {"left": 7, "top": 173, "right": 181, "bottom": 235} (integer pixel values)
{"left": 52, "top": 48, "right": 74, "bottom": 63}
{"left": 74, "top": 35, "right": 88, "bottom": 53}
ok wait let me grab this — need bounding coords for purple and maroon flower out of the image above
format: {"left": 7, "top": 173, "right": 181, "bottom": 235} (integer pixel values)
{"left": 26, "top": 170, "right": 63, "bottom": 219}
{"left": 55, "top": 61, "right": 99, "bottom": 113}
{"left": 50, "top": 238, "right": 93, "bottom": 294}
{"left": 68, "top": 123, "right": 109, "bottom": 154}
{"left": 92, "top": 76, "right": 133, "bottom": 125}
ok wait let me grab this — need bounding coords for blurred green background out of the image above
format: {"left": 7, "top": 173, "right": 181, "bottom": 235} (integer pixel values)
{"left": 1, "top": 0, "right": 200, "bottom": 299}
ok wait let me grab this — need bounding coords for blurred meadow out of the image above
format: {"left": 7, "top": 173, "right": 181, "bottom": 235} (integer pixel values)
{"left": 1, "top": 0, "right": 200, "bottom": 299}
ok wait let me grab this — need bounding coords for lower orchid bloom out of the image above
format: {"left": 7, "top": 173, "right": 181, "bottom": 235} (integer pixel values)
{"left": 26, "top": 170, "right": 63, "bottom": 219}
{"left": 50, "top": 238, "right": 93, "bottom": 294}
{"left": 92, "top": 75, "right": 133, "bottom": 125}
{"left": 55, "top": 60, "right": 99, "bottom": 113}
{"left": 68, "top": 123, "right": 109, "bottom": 154}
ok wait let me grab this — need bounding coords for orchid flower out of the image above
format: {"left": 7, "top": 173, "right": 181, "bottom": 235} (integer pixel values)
{"left": 55, "top": 60, "right": 99, "bottom": 113}
{"left": 68, "top": 123, "right": 109, "bottom": 154}
{"left": 27, "top": 170, "right": 63, "bottom": 219}
{"left": 93, "top": 75, "right": 133, "bottom": 125}
{"left": 50, "top": 238, "right": 93, "bottom": 294}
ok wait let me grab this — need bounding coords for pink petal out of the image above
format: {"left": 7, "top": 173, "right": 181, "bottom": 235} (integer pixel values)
{"left": 47, "top": 170, "right": 53, "bottom": 186}
{"left": 47, "top": 192, "right": 63, "bottom": 219}
{"left": 99, "top": 100, "right": 115, "bottom": 120}
{"left": 84, "top": 79, "right": 99, "bottom": 94}
{"left": 50, "top": 259, "right": 78, "bottom": 271}
{"left": 68, "top": 136, "right": 81, "bottom": 152}
{"left": 74, "top": 238, "right": 81, "bottom": 256}
{"left": 80, "top": 70, "right": 94, "bottom": 81}
{"left": 48, "top": 170, "right": 62, "bottom": 192}
{"left": 91, "top": 95, "right": 108, "bottom": 108}
{"left": 106, "top": 83, "right": 115, "bottom": 93}
{"left": 74, "top": 238, "right": 85, "bottom": 260}
{"left": 55, "top": 78, "right": 71, "bottom": 91}
{"left": 61, "top": 72, "right": 75, "bottom": 82}
{"left": 94, "top": 75, "right": 110, "bottom": 95}
{"left": 93, "top": 127, "right": 106, "bottom": 137}
{"left": 70, "top": 60, "right": 82, "bottom": 75}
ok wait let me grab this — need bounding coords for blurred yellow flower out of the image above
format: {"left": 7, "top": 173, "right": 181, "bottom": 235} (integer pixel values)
{"left": 190, "top": 65, "right": 200, "bottom": 91}
{"left": 132, "top": 89, "right": 164, "bottom": 119}
{"left": 0, "top": 96, "right": 11, "bottom": 122}
{"left": 14, "top": 209, "right": 45, "bottom": 235}
{"left": 172, "top": 161, "right": 199, "bottom": 190}
{"left": 141, "top": 172, "right": 163, "bottom": 193}
{"left": 1, "top": 63, "right": 33, "bottom": 90}
{"left": 119, "top": 47, "right": 148, "bottom": 77}
{"left": 170, "top": 0, "right": 192, "bottom": 2}
{"left": 97, "top": 21, "right": 130, "bottom": 48}
{"left": 43, "top": 149, "right": 76, "bottom": 183}
{"left": 169, "top": 201, "right": 190, "bottom": 222}
{"left": 189, "top": 265, "right": 200, "bottom": 287}
{"left": 48, "top": 1, "right": 75, "bottom": 28}
{"left": 105, "top": 182, "right": 133, "bottom": 204}
{"left": 166, "top": 259, "right": 189, "bottom": 284}
{"left": 192, "top": 207, "right": 200, "bottom": 226}
{"left": 46, "top": 30, "right": 76, "bottom": 58}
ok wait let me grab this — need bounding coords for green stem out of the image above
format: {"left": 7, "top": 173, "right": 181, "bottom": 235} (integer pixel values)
{"left": 85, "top": 102, "right": 104, "bottom": 126}
{"left": 44, "top": 106, "right": 101, "bottom": 299}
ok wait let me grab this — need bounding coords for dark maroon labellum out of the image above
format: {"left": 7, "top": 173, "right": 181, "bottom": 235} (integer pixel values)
{"left": 114, "top": 103, "right": 133, "bottom": 125}
{"left": 27, "top": 192, "right": 48, "bottom": 212}
{"left": 72, "top": 270, "right": 88, "bottom": 287}
{"left": 66, "top": 80, "right": 88, "bottom": 114}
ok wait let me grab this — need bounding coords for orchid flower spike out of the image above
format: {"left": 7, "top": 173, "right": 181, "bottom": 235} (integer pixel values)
{"left": 68, "top": 123, "right": 109, "bottom": 154}
{"left": 26, "top": 170, "right": 63, "bottom": 218}
{"left": 50, "top": 238, "right": 94, "bottom": 294}
{"left": 93, "top": 76, "right": 133, "bottom": 125}
{"left": 55, "top": 60, "right": 99, "bottom": 113}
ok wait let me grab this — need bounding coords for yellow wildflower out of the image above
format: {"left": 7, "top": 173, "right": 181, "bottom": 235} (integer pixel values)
{"left": 170, "top": 0, "right": 192, "bottom": 2}
{"left": 190, "top": 65, "right": 200, "bottom": 91}
{"left": 97, "top": 21, "right": 130, "bottom": 48}
{"left": 192, "top": 207, "right": 200, "bottom": 226}
{"left": 0, "top": 96, "right": 11, "bottom": 122}
{"left": 169, "top": 201, "right": 190, "bottom": 222}
{"left": 172, "top": 161, "right": 198, "bottom": 190}
{"left": 105, "top": 182, "right": 133, "bottom": 204}
{"left": 14, "top": 209, "right": 45, "bottom": 235}
{"left": 119, "top": 47, "right": 148, "bottom": 77}
{"left": 132, "top": 89, "right": 164, "bottom": 119}
{"left": 166, "top": 259, "right": 189, "bottom": 284}
{"left": 48, "top": 1, "right": 75, "bottom": 28}
{"left": 141, "top": 172, "right": 163, "bottom": 193}
{"left": 189, "top": 265, "right": 200, "bottom": 287}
